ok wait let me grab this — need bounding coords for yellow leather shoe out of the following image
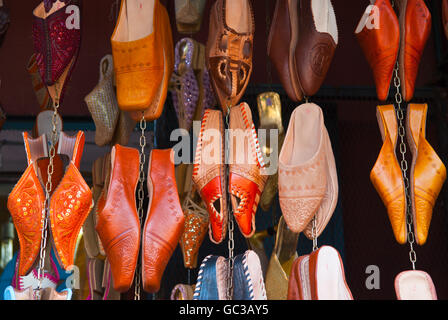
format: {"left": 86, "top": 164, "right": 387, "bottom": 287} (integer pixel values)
{"left": 111, "top": 0, "right": 164, "bottom": 113}
{"left": 370, "top": 105, "right": 407, "bottom": 244}
{"left": 130, "top": 1, "right": 174, "bottom": 121}
{"left": 407, "top": 104, "right": 446, "bottom": 245}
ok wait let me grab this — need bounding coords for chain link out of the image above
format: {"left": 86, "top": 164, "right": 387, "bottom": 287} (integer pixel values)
{"left": 225, "top": 106, "right": 234, "bottom": 300}
{"left": 393, "top": 62, "right": 417, "bottom": 270}
{"left": 311, "top": 216, "right": 318, "bottom": 252}
{"left": 36, "top": 92, "right": 60, "bottom": 300}
{"left": 134, "top": 114, "right": 147, "bottom": 300}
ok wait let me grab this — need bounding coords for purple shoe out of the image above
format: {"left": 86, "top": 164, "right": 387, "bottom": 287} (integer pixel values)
{"left": 170, "top": 38, "right": 200, "bottom": 131}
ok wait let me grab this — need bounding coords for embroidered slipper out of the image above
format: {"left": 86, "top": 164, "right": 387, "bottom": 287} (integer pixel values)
{"left": 193, "top": 255, "right": 229, "bottom": 300}
{"left": 233, "top": 250, "right": 267, "bottom": 300}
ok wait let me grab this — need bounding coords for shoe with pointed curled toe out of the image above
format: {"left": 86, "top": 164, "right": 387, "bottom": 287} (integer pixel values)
{"left": 192, "top": 109, "right": 227, "bottom": 244}
{"left": 142, "top": 149, "right": 185, "bottom": 293}
{"left": 7, "top": 133, "right": 48, "bottom": 276}
{"left": 295, "top": 0, "right": 338, "bottom": 97}
{"left": 180, "top": 190, "right": 210, "bottom": 269}
{"left": 278, "top": 103, "right": 327, "bottom": 234}
{"left": 229, "top": 103, "right": 267, "bottom": 238}
{"left": 112, "top": 0, "right": 164, "bottom": 112}
{"left": 85, "top": 54, "right": 120, "bottom": 147}
{"left": 206, "top": 0, "right": 254, "bottom": 111}
{"left": 395, "top": 270, "right": 437, "bottom": 300}
{"left": 233, "top": 250, "right": 267, "bottom": 300}
{"left": 406, "top": 104, "right": 446, "bottom": 245}
{"left": 303, "top": 126, "right": 338, "bottom": 239}
{"left": 49, "top": 131, "right": 92, "bottom": 270}
{"left": 355, "top": 0, "right": 399, "bottom": 101}
{"left": 96, "top": 145, "right": 140, "bottom": 292}
{"left": 268, "top": 0, "right": 303, "bottom": 102}
{"left": 32, "top": 0, "right": 81, "bottom": 104}
{"left": 193, "top": 255, "right": 229, "bottom": 300}
{"left": 308, "top": 246, "right": 353, "bottom": 300}
{"left": 397, "top": 0, "right": 431, "bottom": 102}
{"left": 370, "top": 105, "right": 407, "bottom": 244}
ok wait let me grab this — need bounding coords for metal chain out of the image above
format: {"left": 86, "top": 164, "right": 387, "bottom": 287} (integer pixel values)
{"left": 36, "top": 90, "right": 60, "bottom": 300}
{"left": 393, "top": 62, "right": 417, "bottom": 270}
{"left": 225, "top": 106, "right": 234, "bottom": 300}
{"left": 311, "top": 216, "right": 318, "bottom": 252}
{"left": 134, "top": 113, "right": 147, "bottom": 300}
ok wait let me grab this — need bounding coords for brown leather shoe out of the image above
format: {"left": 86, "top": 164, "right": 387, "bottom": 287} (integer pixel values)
{"left": 268, "top": 0, "right": 302, "bottom": 102}
{"left": 355, "top": 0, "right": 399, "bottom": 101}
{"left": 397, "top": 0, "right": 431, "bottom": 102}
{"left": 370, "top": 105, "right": 407, "bottom": 244}
{"left": 287, "top": 254, "right": 308, "bottom": 300}
{"left": 192, "top": 109, "right": 228, "bottom": 244}
{"left": 143, "top": 149, "right": 185, "bottom": 293}
{"left": 228, "top": 103, "right": 267, "bottom": 238}
{"left": 96, "top": 144, "right": 140, "bottom": 292}
{"left": 406, "top": 104, "right": 446, "bottom": 245}
{"left": 295, "top": 0, "right": 338, "bottom": 97}
{"left": 279, "top": 103, "right": 327, "bottom": 233}
{"left": 206, "top": 0, "right": 254, "bottom": 110}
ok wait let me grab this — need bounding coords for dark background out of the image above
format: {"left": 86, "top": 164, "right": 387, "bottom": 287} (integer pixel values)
{"left": 1, "top": 0, "right": 448, "bottom": 300}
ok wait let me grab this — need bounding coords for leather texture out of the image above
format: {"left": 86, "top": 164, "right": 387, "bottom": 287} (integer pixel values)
{"left": 397, "top": 0, "right": 431, "bottom": 102}
{"left": 370, "top": 105, "right": 407, "bottom": 244}
{"left": 170, "top": 283, "right": 195, "bottom": 300}
{"left": 96, "top": 144, "right": 140, "bottom": 292}
{"left": 287, "top": 254, "right": 308, "bottom": 300}
{"left": 206, "top": 0, "right": 254, "bottom": 111}
{"left": 279, "top": 103, "right": 327, "bottom": 233}
{"left": 192, "top": 109, "right": 227, "bottom": 244}
{"left": 295, "top": 0, "right": 337, "bottom": 97}
{"left": 111, "top": 0, "right": 164, "bottom": 112}
{"left": 175, "top": 0, "right": 206, "bottom": 34}
{"left": 355, "top": 0, "right": 399, "bottom": 101}
{"left": 142, "top": 149, "right": 185, "bottom": 293}
{"left": 229, "top": 103, "right": 267, "bottom": 238}
{"left": 130, "top": 1, "right": 174, "bottom": 121}
{"left": 406, "top": 104, "right": 446, "bottom": 245}
{"left": 267, "top": 0, "right": 302, "bottom": 102}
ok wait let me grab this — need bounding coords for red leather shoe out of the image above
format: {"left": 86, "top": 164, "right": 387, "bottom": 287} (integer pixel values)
{"left": 355, "top": 0, "right": 399, "bottom": 101}
{"left": 96, "top": 144, "right": 141, "bottom": 292}
{"left": 142, "top": 149, "right": 185, "bottom": 293}
{"left": 192, "top": 109, "right": 228, "bottom": 244}
{"left": 228, "top": 103, "right": 267, "bottom": 238}
{"left": 397, "top": 0, "right": 431, "bottom": 102}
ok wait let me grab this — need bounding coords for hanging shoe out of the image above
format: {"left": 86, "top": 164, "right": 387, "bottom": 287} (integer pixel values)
{"left": 268, "top": 0, "right": 303, "bottom": 102}
{"left": 295, "top": 0, "right": 338, "bottom": 97}
{"left": 170, "top": 38, "right": 200, "bottom": 131}
{"left": 265, "top": 216, "right": 298, "bottom": 300}
{"left": 49, "top": 131, "right": 92, "bottom": 270}
{"left": 370, "top": 105, "right": 407, "bottom": 244}
{"left": 33, "top": 109, "right": 63, "bottom": 145}
{"left": 128, "top": 0, "right": 174, "bottom": 121}
{"left": 180, "top": 188, "right": 210, "bottom": 269}
{"left": 233, "top": 250, "right": 267, "bottom": 300}
{"left": 396, "top": 0, "right": 431, "bottom": 102}
{"left": 278, "top": 103, "right": 327, "bottom": 233}
{"left": 112, "top": 0, "right": 164, "bottom": 113}
{"left": 303, "top": 124, "right": 338, "bottom": 239}
{"left": 175, "top": 0, "right": 207, "bottom": 34}
{"left": 192, "top": 109, "right": 227, "bottom": 244}
{"left": 40, "top": 287, "right": 72, "bottom": 300}
{"left": 111, "top": 111, "right": 137, "bottom": 146}
{"left": 193, "top": 255, "right": 229, "bottom": 300}
{"left": 406, "top": 104, "right": 446, "bottom": 245}
{"left": 85, "top": 54, "right": 120, "bottom": 147}
{"left": 32, "top": 0, "right": 81, "bottom": 104}
{"left": 27, "top": 54, "right": 52, "bottom": 111}
{"left": 3, "top": 286, "right": 35, "bottom": 300}
{"left": 395, "top": 270, "right": 437, "bottom": 300}
{"left": 86, "top": 258, "right": 105, "bottom": 300}
{"left": 96, "top": 144, "right": 140, "bottom": 292}
{"left": 228, "top": 103, "right": 267, "bottom": 238}
{"left": 142, "top": 149, "right": 185, "bottom": 293}
{"left": 355, "top": 0, "right": 399, "bottom": 101}
{"left": 287, "top": 254, "right": 309, "bottom": 300}
{"left": 171, "top": 284, "right": 196, "bottom": 300}
{"left": 308, "top": 246, "right": 353, "bottom": 300}
{"left": 257, "top": 92, "right": 285, "bottom": 212}
{"left": 206, "top": 0, "right": 254, "bottom": 111}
